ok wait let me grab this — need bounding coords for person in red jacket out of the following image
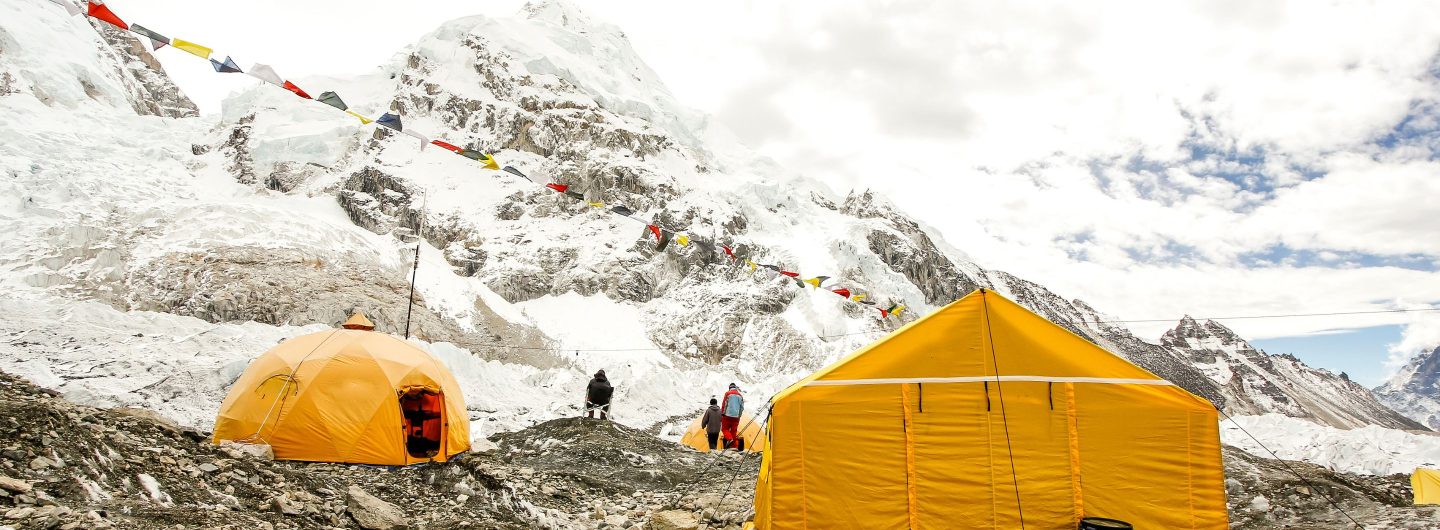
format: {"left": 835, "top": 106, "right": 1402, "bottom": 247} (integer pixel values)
{"left": 720, "top": 383, "right": 744, "bottom": 450}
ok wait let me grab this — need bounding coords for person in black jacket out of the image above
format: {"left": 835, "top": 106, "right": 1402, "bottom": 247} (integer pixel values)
{"left": 585, "top": 369, "right": 614, "bottom": 420}
{"left": 699, "top": 398, "right": 723, "bottom": 450}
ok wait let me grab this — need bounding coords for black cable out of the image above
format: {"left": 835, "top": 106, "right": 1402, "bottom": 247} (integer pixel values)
{"left": 980, "top": 290, "right": 1025, "bottom": 529}
{"left": 1218, "top": 408, "right": 1362, "bottom": 529}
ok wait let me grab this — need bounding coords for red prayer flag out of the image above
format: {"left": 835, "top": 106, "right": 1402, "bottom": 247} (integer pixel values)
{"left": 647, "top": 225, "right": 662, "bottom": 241}
{"left": 430, "top": 140, "right": 462, "bottom": 153}
{"left": 282, "top": 81, "right": 311, "bottom": 99}
{"left": 722, "top": 246, "right": 735, "bottom": 259}
{"left": 87, "top": 1, "right": 129, "bottom": 30}
{"left": 831, "top": 288, "right": 851, "bottom": 298}
{"left": 779, "top": 270, "right": 799, "bottom": 278}
{"left": 880, "top": 309, "right": 890, "bottom": 318}
{"left": 546, "top": 183, "right": 569, "bottom": 193}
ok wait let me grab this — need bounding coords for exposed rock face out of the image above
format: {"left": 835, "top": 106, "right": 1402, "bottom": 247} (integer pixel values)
{"left": 1162, "top": 318, "right": 1425, "bottom": 430}
{"left": 1377, "top": 346, "right": 1440, "bottom": 430}
{"left": 89, "top": 20, "right": 199, "bottom": 119}
{"left": 125, "top": 246, "right": 554, "bottom": 366}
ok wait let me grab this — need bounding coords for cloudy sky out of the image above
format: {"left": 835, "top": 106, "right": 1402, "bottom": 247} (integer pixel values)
{"left": 120, "top": 0, "right": 1440, "bottom": 386}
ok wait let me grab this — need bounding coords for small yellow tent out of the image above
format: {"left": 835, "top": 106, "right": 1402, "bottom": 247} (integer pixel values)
{"left": 679, "top": 410, "right": 768, "bottom": 453}
{"left": 213, "top": 313, "right": 470, "bottom": 465}
{"left": 753, "top": 289, "right": 1228, "bottom": 529}
{"left": 1415, "top": 468, "right": 1440, "bottom": 505}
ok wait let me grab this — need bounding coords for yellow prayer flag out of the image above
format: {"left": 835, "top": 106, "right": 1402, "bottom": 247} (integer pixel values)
{"left": 345, "top": 111, "right": 373, "bottom": 124}
{"left": 480, "top": 153, "right": 500, "bottom": 171}
{"left": 171, "top": 39, "right": 212, "bottom": 59}
{"left": 588, "top": 201, "right": 605, "bottom": 208}
{"left": 852, "top": 293, "right": 868, "bottom": 302}
{"left": 746, "top": 259, "right": 758, "bottom": 272}
{"left": 892, "top": 304, "right": 907, "bottom": 316}
{"left": 677, "top": 235, "right": 690, "bottom": 246}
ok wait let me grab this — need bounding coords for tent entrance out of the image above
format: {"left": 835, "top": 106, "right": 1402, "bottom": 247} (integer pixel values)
{"left": 399, "top": 388, "right": 443, "bottom": 459}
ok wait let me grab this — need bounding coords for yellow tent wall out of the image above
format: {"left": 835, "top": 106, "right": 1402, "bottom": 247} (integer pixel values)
{"left": 753, "top": 289, "right": 1228, "bottom": 529}
{"left": 213, "top": 325, "right": 470, "bottom": 465}
{"left": 1415, "top": 468, "right": 1440, "bottom": 505}
{"left": 679, "top": 411, "right": 768, "bottom": 453}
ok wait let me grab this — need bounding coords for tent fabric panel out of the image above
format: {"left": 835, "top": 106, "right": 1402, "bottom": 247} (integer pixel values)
{"left": 992, "top": 381, "right": 1088, "bottom": 527}
{"left": 1415, "top": 468, "right": 1440, "bottom": 505}
{"left": 1072, "top": 383, "right": 1227, "bottom": 529}
{"left": 211, "top": 351, "right": 304, "bottom": 444}
{"left": 754, "top": 447, "right": 774, "bottom": 528}
{"left": 811, "top": 292, "right": 987, "bottom": 383}
{"left": 908, "top": 382, "right": 996, "bottom": 525}
{"left": 983, "top": 293, "right": 1163, "bottom": 381}
{"left": 772, "top": 384, "right": 910, "bottom": 529}
{"left": 270, "top": 352, "right": 392, "bottom": 462}
{"left": 430, "top": 356, "right": 472, "bottom": 459}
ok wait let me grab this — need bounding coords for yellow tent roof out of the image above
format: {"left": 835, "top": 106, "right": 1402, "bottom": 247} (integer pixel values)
{"left": 679, "top": 410, "right": 768, "bottom": 453}
{"left": 212, "top": 326, "right": 469, "bottom": 465}
{"left": 753, "top": 289, "right": 1228, "bottom": 529}
{"left": 1415, "top": 468, "right": 1440, "bottom": 505}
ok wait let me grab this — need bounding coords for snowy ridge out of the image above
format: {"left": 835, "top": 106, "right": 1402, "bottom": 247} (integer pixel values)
{"left": 1223, "top": 414, "right": 1440, "bottom": 476}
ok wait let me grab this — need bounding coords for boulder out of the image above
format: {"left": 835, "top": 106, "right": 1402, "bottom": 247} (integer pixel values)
{"left": 0, "top": 476, "right": 31, "bottom": 494}
{"left": 647, "top": 510, "right": 699, "bottom": 530}
{"left": 219, "top": 441, "right": 274, "bottom": 460}
{"left": 346, "top": 485, "right": 405, "bottom": 530}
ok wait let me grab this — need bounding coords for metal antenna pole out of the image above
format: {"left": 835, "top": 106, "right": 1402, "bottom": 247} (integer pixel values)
{"left": 404, "top": 193, "right": 427, "bottom": 339}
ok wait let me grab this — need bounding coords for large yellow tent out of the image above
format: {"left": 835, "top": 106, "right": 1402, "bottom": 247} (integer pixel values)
{"left": 1415, "top": 468, "right": 1440, "bottom": 505}
{"left": 679, "top": 410, "right": 768, "bottom": 453}
{"left": 213, "top": 313, "right": 471, "bottom": 465}
{"left": 752, "top": 289, "right": 1228, "bottom": 529}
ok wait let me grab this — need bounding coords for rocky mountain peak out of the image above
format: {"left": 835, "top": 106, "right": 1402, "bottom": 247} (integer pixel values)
{"left": 1375, "top": 346, "right": 1440, "bottom": 430}
{"left": 1161, "top": 315, "right": 1249, "bottom": 351}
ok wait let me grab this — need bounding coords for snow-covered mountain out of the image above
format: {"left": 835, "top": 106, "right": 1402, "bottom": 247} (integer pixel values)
{"left": 1377, "top": 346, "right": 1440, "bottom": 430}
{"left": 0, "top": 0, "right": 1420, "bottom": 443}
{"left": 1161, "top": 317, "right": 1423, "bottom": 429}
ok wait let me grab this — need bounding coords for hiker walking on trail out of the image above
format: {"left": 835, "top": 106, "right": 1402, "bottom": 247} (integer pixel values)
{"left": 720, "top": 383, "right": 744, "bottom": 449}
{"left": 700, "top": 398, "right": 723, "bottom": 450}
{"left": 585, "top": 370, "right": 613, "bottom": 420}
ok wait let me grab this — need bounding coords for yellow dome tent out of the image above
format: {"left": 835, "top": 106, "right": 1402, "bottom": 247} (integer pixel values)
{"left": 752, "top": 289, "right": 1228, "bottom": 529}
{"left": 1415, "top": 468, "right": 1440, "bottom": 505}
{"left": 213, "top": 312, "right": 471, "bottom": 465}
{"left": 679, "top": 410, "right": 768, "bottom": 453}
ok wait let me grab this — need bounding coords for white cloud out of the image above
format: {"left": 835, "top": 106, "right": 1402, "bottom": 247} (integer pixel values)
{"left": 1386, "top": 314, "right": 1440, "bottom": 373}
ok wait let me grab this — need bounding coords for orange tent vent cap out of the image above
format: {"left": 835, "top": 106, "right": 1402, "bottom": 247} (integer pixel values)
{"left": 342, "top": 312, "right": 375, "bottom": 330}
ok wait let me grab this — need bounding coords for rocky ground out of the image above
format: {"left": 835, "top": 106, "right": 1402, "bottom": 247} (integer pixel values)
{"left": 0, "top": 370, "right": 755, "bottom": 530}
{"left": 0, "top": 368, "right": 1433, "bottom": 529}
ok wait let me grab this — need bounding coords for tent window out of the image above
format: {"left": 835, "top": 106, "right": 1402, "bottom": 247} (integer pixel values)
{"left": 400, "top": 389, "right": 443, "bottom": 459}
